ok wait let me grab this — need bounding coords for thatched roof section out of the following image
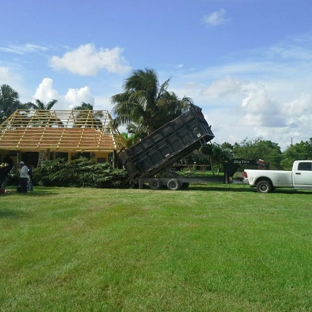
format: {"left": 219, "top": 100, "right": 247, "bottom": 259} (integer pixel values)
{"left": 0, "top": 109, "right": 126, "bottom": 152}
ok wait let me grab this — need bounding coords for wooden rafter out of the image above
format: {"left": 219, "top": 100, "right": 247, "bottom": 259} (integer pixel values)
{"left": 0, "top": 109, "right": 126, "bottom": 152}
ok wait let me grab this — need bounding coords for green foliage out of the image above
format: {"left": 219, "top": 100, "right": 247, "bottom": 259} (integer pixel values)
{"left": 0, "top": 84, "right": 22, "bottom": 123}
{"left": 34, "top": 157, "right": 129, "bottom": 188}
{"left": 233, "top": 138, "right": 283, "bottom": 169}
{"left": 121, "top": 130, "right": 142, "bottom": 148}
{"left": 111, "top": 68, "right": 191, "bottom": 136}
{"left": 25, "top": 99, "right": 58, "bottom": 110}
{"left": 200, "top": 143, "right": 232, "bottom": 175}
{"left": 73, "top": 102, "right": 94, "bottom": 110}
{"left": 281, "top": 138, "right": 312, "bottom": 169}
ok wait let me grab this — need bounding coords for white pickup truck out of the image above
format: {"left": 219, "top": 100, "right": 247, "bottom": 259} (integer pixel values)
{"left": 243, "top": 160, "right": 312, "bottom": 193}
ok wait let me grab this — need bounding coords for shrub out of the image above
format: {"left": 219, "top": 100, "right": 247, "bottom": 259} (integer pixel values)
{"left": 33, "top": 157, "right": 130, "bottom": 188}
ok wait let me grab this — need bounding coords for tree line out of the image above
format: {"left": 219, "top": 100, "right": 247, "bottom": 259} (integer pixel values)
{"left": 201, "top": 138, "right": 312, "bottom": 173}
{"left": 0, "top": 84, "right": 60, "bottom": 124}
{"left": 1, "top": 68, "right": 312, "bottom": 171}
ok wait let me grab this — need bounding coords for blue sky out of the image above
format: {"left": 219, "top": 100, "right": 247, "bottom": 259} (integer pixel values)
{"left": 1, "top": 0, "right": 312, "bottom": 150}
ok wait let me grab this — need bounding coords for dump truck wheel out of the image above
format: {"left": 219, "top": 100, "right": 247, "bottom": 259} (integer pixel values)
{"left": 149, "top": 178, "right": 163, "bottom": 190}
{"left": 167, "top": 179, "right": 182, "bottom": 190}
{"left": 256, "top": 180, "right": 273, "bottom": 193}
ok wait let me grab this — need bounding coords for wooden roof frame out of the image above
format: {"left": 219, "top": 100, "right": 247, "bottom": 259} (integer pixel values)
{"left": 0, "top": 109, "right": 126, "bottom": 152}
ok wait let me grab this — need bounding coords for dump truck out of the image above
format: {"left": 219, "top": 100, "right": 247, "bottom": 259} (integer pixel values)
{"left": 118, "top": 104, "right": 217, "bottom": 190}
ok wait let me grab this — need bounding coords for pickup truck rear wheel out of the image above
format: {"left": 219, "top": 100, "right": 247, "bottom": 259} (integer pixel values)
{"left": 256, "top": 180, "right": 273, "bottom": 193}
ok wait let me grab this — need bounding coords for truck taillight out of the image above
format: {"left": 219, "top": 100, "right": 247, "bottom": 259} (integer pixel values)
{"left": 244, "top": 172, "right": 248, "bottom": 178}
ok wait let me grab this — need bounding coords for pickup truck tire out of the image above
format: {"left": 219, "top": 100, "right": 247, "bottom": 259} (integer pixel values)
{"left": 256, "top": 180, "right": 273, "bottom": 193}
{"left": 149, "top": 178, "right": 163, "bottom": 190}
{"left": 167, "top": 178, "right": 182, "bottom": 191}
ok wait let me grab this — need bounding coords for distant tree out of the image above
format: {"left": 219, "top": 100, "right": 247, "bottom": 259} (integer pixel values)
{"left": 220, "top": 142, "right": 234, "bottom": 158}
{"left": 120, "top": 132, "right": 138, "bottom": 149}
{"left": 22, "top": 99, "right": 62, "bottom": 127}
{"left": 25, "top": 99, "right": 58, "bottom": 110}
{"left": 73, "top": 102, "right": 103, "bottom": 129}
{"left": 281, "top": 139, "right": 312, "bottom": 169}
{"left": 221, "top": 142, "right": 234, "bottom": 150}
{"left": 233, "top": 138, "right": 283, "bottom": 169}
{"left": 0, "top": 84, "right": 22, "bottom": 123}
{"left": 73, "top": 102, "right": 94, "bottom": 111}
{"left": 124, "top": 122, "right": 147, "bottom": 145}
{"left": 111, "top": 68, "right": 191, "bottom": 136}
{"left": 200, "top": 143, "right": 232, "bottom": 175}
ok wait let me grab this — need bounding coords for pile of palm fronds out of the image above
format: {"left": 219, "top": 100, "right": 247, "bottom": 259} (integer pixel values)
{"left": 33, "top": 157, "right": 130, "bottom": 188}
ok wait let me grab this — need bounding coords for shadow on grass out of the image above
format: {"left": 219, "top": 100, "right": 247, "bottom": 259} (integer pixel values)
{"left": 187, "top": 186, "right": 254, "bottom": 193}
{"left": 22, "top": 192, "right": 59, "bottom": 197}
{"left": 1, "top": 189, "right": 59, "bottom": 197}
{"left": 272, "top": 189, "right": 312, "bottom": 195}
{"left": 0, "top": 208, "right": 29, "bottom": 219}
{"left": 186, "top": 185, "right": 312, "bottom": 194}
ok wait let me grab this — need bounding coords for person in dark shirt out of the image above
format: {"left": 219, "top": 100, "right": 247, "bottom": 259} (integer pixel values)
{"left": 0, "top": 163, "right": 10, "bottom": 191}
{"left": 3, "top": 155, "right": 13, "bottom": 171}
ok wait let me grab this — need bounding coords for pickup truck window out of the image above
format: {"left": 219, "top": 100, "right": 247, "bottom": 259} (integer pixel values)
{"left": 298, "top": 162, "right": 312, "bottom": 171}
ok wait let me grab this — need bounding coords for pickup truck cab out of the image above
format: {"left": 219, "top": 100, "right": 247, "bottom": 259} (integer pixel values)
{"left": 244, "top": 160, "right": 312, "bottom": 193}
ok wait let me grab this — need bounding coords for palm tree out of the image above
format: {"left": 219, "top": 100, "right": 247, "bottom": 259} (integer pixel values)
{"left": 0, "top": 84, "right": 22, "bottom": 123}
{"left": 26, "top": 99, "right": 58, "bottom": 110}
{"left": 126, "top": 122, "right": 147, "bottom": 141}
{"left": 73, "top": 102, "right": 94, "bottom": 111}
{"left": 24, "top": 99, "right": 61, "bottom": 127}
{"left": 73, "top": 102, "right": 103, "bottom": 129}
{"left": 111, "top": 68, "right": 192, "bottom": 136}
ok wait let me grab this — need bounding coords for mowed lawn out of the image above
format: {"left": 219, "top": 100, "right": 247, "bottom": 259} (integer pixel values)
{"left": 1, "top": 184, "right": 312, "bottom": 312}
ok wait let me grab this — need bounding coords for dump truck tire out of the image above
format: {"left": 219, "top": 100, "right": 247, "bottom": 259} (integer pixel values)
{"left": 149, "top": 178, "right": 163, "bottom": 190}
{"left": 167, "top": 179, "right": 182, "bottom": 190}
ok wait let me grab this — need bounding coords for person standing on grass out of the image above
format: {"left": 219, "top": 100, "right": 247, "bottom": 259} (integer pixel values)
{"left": 3, "top": 155, "right": 13, "bottom": 171}
{"left": 19, "top": 161, "right": 29, "bottom": 193}
{"left": 0, "top": 163, "right": 7, "bottom": 191}
{"left": 0, "top": 163, "right": 11, "bottom": 191}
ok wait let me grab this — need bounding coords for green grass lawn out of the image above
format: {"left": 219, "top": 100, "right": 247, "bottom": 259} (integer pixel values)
{"left": 1, "top": 184, "right": 312, "bottom": 311}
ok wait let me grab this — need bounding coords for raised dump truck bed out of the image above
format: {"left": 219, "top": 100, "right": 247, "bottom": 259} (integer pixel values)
{"left": 118, "top": 105, "right": 215, "bottom": 189}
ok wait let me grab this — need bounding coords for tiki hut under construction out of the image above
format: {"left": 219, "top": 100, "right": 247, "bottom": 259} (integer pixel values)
{"left": 0, "top": 109, "right": 126, "bottom": 167}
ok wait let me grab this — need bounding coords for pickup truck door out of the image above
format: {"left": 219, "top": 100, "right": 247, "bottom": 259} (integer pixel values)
{"left": 293, "top": 162, "right": 312, "bottom": 188}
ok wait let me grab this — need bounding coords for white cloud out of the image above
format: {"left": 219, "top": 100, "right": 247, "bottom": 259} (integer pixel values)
{"left": 202, "top": 76, "right": 242, "bottom": 97}
{"left": 283, "top": 93, "right": 312, "bottom": 117}
{"left": 202, "top": 77, "right": 286, "bottom": 127}
{"left": 33, "top": 78, "right": 60, "bottom": 104}
{"left": 50, "top": 44, "right": 132, "bottom": 76}
{"left": 0, "top": 43, "right": 48, "bottom": 54}
{"left": 64, "top": 86, "right": 95, "bottom": 109}
{"left": 32, "top": 79, "right": 96, "bottom": 110}
{"left": 0, "top": 66, "right": 20, "bottom": 85}
{"left": 269, "top": 43, "right": 312, "bottom": 61}
{"left": 202, "top": 9, "right": 229, "bottom": 26}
